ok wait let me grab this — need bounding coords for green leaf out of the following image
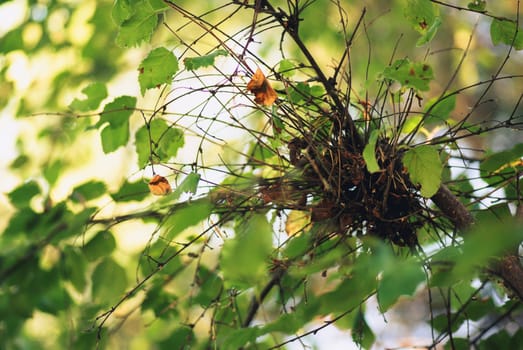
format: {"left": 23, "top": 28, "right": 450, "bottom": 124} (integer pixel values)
{"left": 8, "top": 181, "right": 40, "bottom": 209}
{"left": 467, "top": 1, "right": 486, "bottom": 11}
{"left": 194, "top": 266, "right": 223, "bottom": 307}
{"left": 63, "top": 246, "right": 88, "bottom": 292}
{"left": 69, "top": 83, "right": 107, "bottom": 112}
{"left": 220, "top": 327, "right": 260, "bottom": 350}
{"left": 83, "top": 231, "right": 117, "bottom": 262}
{"left": 158, "top": 327, "right": 195, "bottom": 348}
{"left": 352, "top": 309, "right": 375, "bottom": 349}
{"left": 363, "top": 130, "right": 380, "bottom": 173}
{"left": 490, "top": 19, "right": 523, "bottom": 50}
{"left": 416, "top": 16, "right": 442, "bottom": 46}
{"left": 164, "top": 198, "right": 213, "bottom": 240}
{"left": 139, "top": 47, "right": 179, "bottom": 95}
{"left": 283, "top": 233, "right": 310, "bottom": 259}
{"left": 135, "top": 119, "right": 185, "bottom": 168}
{"left": 97, "top": 96, "right": 136, "bottom": 129}
{"left": 289, "top": 82, "right": 311, "bottom": 103}
{"left": 424, "top": 94, "right": 456, "bottom": 125}
{"left": 101, "top": 122, "right": 129, "bottom": 153}
{"left": 159, "top": 126, "right": 184, "bottom": 160}
{"left": 401, "top": 115, "right": 423, "bottom": 134}
{"left": 220, "top": 214, "right": 273, "bottom": 289}
{"left": 142, "top": 284, "right": 177, "bottom": 317}
{"left": 111, "top": 179, "right": 149, "bottom": 202}
{"left": 432, "top": 217, "right": 523, "bottom": 287}
{"left": 36, "top": 270, "right": 72, "bottom": 313}
{"left": 96, "top": 96, "right": 136, "bottom": 153}
{"left": 377, "top": 258, "right": 425, "bottom": 311}
{"left": 43, "top": 159, "right": 62, "bottom": 186}
{"left": 115, "top": 0, "right": 159, "bottom": 47}
{"left": 402, "top": 145, "right": 442, "bottom": 197}
{"left": 148, "top": 0, "right": 169, "bottom": 11}
{"left": 261, "top": 310, "right": 303, "bottom": 335}
{"left": 480, "top": 143, "right": 523, "bottom": 185}
{"left": 172, "top": 172, "right": 201, "bottom": 200}
{"left": 382, "top": 58, "right": 434, "bottom": 92}
{"left": 404, "top": 0, "right": 439, "bottom": 34}
{"left": 112, "top": 0, "right": 134, "bottom": 25}
{"left": 92, "top": 258, "right": 128, "bottom": 304}
{"left": 288, "top": 243, "right": 346, "bottom": 278}
{"left": 183, "top": 49, "right": 228, "bottom": 70}
{"left": 71, "top": 181, "right": 106, "bottom": 203}
{"left": 277, "top": 59, "right": 295, "bottom": 77}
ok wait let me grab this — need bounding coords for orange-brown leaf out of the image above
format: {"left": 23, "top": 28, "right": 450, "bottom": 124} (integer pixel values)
{"left": 247, "top": 68, "right": 277, "bottom": 106}
{"left": 148, "top": 175, "right": 172, "bottom": 196}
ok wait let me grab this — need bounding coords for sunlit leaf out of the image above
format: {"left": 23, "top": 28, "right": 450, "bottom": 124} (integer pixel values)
{"left": 71, "top": 181, "right": 106, "bottom": 203}
{"left": 289, "top": 82, "right": 310, "bottom": 103}
{"left": 101, "top": 122, "right": 129, "bottom": 153}
{"left": 404, "top": 0, "right": 439, "bottom": 35}
{"left": 278, "top": 59, "right": 295, "bottom": 77}
{"left": 148, "top": 0, "right": 169, "bottom": 11}
{"left": 69, "top": 83, "right": 107, "bottom": 112}
{"left": 424, "top": 94, "right": 456, "bottom": 125}
{"left": 36, "top": 269, "right": 72, "bottom": 313}
{"left": 159, "top": 327, "right": 195, "bottom": 348}
{"left": 115, "top": 0, "right": 160, "bottom": 47}
{"left": 112, "top": 0, "right": 134, "bottom": 25}
{"left": 83, "top": 231, "right": 117, "bottom": 262}
{"left": 96, "top": 96, "right": 136, "bottom": 153}
{"left": 92, "top": 258, "right": 128, "bottom": 304}
{"left": 377, "top": 258, "right": 425, "bottom": 311}
{"left": 142, "top": 283, "right": 177, "bottom": 317}
{"left": 220, "top": 327, "right": 260, "bottom": 350}
{"left": 135, "top": 118, "right": 185, "bottom": 168}
{"left": 352, "top": 309, "right": 375, "bottom": 349}
{"left": 285, "top": 210, "right": 310, "bottom": 236}
{"left": 403, "top": 145, "right": 442, "bottom": 197}
{"left": 8, "top": 181, "right": 40, "bottom": 209}
{"left": 220, "top": 214, "right": 273, "bottom": 289}
{"left": 184, "top": 49, "right": 228, "bottom": 70}
{"left": 163, "top": 198, "right": 212, "bottom": 240}
{"left": 363, "top": 130, "right": 380, "bottom": 173}
{"left": 111, "top": 179, "right": 149, "bottom": 202}
{"left": 432, "top": 217, "right": 523, "bottom": 287}
{"left": 43, "top": 159, "right": 62, "bottom": 186}
{"left": 261, "top": 301, "right": 318, "bottom": 335}
{"left": 139, "top": 47, "right": 179, "bottom": 95}
{"left": 401, "top": 115, "right": 423, "bottom": 134}
{"left": 416, "top": 16, "right": 441, "bottom": 46}
{"left": 97, "top": 96, "right": 136, "bottom": 129}
{"left": 194, "top": 266, "right": 223, "bottom": 307}
{"left": 490, "top": 19, "right": 523, "bottom": 50}
{"left": 63, "top": 246, "right": 88, "bottom": 292}
{"left": 480, "top": 143, "right": 523, "bottom": 185}
{"left": 172, "top": 172, "right": 200, "bottom": 200}
{"left": 381, "top": 58, "right": 434, "bottom": 92}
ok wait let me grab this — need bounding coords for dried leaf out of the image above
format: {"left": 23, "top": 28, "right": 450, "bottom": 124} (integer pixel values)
{"left": 148, "top": 175, "right": 172, "bottom": 196}
{"left": 247, "top": 68, "right": 277, "bottom": 106}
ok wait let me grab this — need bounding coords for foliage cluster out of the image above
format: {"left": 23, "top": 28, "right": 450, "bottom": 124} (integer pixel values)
{"left": 1, "top": 0, "right": 523, "bottom": 349}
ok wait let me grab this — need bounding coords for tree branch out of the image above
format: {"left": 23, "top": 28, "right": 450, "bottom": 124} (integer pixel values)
{"left": 242, "top": 266, "right": 285, "bottom": 328}
{"left": 431, "top": 185, "right": 523, "bottom": 300}
{"left": 431, "top": 185, "right": 474, "bottom": 230}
